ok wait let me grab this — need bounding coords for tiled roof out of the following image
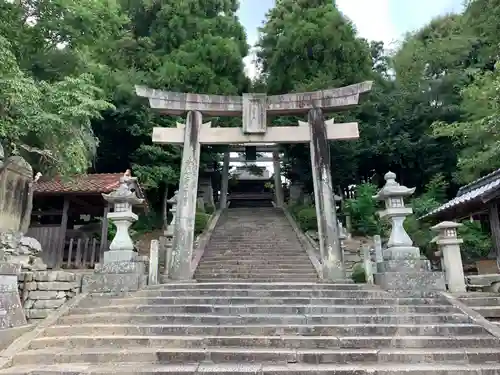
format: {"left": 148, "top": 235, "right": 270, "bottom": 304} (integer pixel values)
{"left": 421, "top": 168, "right": 500, "bottom": 220}
{"left": 34, "top": 174, "right": 124, "bottom": 194}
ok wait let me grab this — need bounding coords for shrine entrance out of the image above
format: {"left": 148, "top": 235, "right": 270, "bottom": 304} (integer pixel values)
{"left": 136, "top": 82, "right": 372, "bottom": 282}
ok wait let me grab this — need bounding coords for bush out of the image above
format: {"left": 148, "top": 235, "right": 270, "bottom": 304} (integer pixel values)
{"left": 296, "top": 206, "right": 317, "bottom": 232}
{"left": 195, "top": 212, "right": 211, "bottom": 235}
{"left": 344, "top": 183, "right": 381, "bottom": 237}
{"left": 351, "top": 263, "right": 366, "bottom": 283}
{"left": 459, "top": 220, "right": 492, "bottom": 262}
{"left": 204, "top": 204, "right": 215, "bottom": 215}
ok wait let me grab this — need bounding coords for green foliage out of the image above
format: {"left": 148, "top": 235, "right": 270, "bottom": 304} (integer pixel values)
{"left": 432, "top": 63, "right": 500, "bottom": 183}
{"left": 459, "top": 221, "right": 493, "bottom": 262}
{"left": 0, "top": 35, "right": 113, "bottom": 176}
{"left": 296, "top": 206, "right": 318, "bottom": 232}
{"left": 195, "top": 212, "right": 211, "bottom": 236}
{"left": 351, "top": 263, "right": 366, "bottom": 284}
{"left": 344, "top": 184, "right": 382, "bottom": 237}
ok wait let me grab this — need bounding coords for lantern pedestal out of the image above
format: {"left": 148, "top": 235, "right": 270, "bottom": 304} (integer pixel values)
{"left": 373, "top": 172, "right": 445, "bottom": 292}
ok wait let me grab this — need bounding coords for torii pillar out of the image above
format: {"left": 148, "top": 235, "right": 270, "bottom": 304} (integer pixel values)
{"left": 136, "top": 82, "right": 372, "bottom": 281}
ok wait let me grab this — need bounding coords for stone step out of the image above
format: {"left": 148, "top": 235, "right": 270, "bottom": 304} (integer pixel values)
{"left": 132, "top": 288, "right": 389, "bottom": 298}
{"left": 195, "top": 264, "right": 315, "bottom": 270}
{"left": 198, "top": 256, "right": 312, "bottom": 262}
{"left": 57, "top": 312, "right": 471, "bottom": 326}
{"left": 458, "top": 297, "right": 500, "bottom": 307}
{"left": 29, "top": 334, "right": 499, "bottom": 350}
{"left": 42, "top": 323, "right": 487, "bottom": 337}
{"left": 473, "top": 306, "right": 500, "bottom": 318}
{"left": 195, "top": 269, "right": 316, "bottom": 274}
{"left": 11, "top": 347, "right": 500, "bottom": 366}
{"left": 70, "top": 303, "right": 463, "bottom": 315}
{"left": 145, "top": 282, "right": 362, "bottom": 290}
{"left": 194, "top": 277, "right": 320, "bottom": 282}
{"left": 76, "top": 296, "right": 445, "bottom": 308}
{"left": 197, "top": 260, "right": 313, "bottom": 265}
{"left": 4, "top": 363, "right": 500, "bottom": 375}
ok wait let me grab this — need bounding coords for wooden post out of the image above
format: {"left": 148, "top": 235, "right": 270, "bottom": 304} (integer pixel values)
{"left": 100, "top": 203, "right": 109, "bottom": 256}
{"left": 56, "top": 197, "right": 70, "bottom": 269}
{"left": 489, "top": 202, "right": 500, "bottom": 271}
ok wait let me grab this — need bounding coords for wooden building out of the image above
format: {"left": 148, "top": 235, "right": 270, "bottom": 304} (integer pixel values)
{"left": 422, "top": 168, "right": 500, "bottom": 273}
{"left": 28, "top": 173, "right": 146, "bottom": 269}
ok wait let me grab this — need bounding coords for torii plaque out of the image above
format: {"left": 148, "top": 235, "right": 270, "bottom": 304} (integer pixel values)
{"left": 136, "top": 82, "right": 372, "bottom": 281}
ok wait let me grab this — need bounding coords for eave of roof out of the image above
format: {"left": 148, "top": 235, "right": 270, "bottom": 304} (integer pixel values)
{"left": 420, "top": 168, "right": 500, "bottom": 220}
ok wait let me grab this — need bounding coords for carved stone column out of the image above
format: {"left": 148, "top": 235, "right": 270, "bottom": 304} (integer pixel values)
{"left": 171, "top": 111, "right": 202, "bottom": 280}
{"left": 305, "top": 108, "right": 344, "bottom": 281}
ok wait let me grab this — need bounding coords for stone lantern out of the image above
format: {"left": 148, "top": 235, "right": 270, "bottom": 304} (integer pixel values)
{"left": 373, "top": 171, "right": 445, "bottom": 291}
{"left": 373, "top": 171, "right": 419, "bottom": 260}
{"left": 431, "top": 221, "right": 466, "bottom": 293}
{"left": 165, "top": 191, "right": 179, "bottom": 238}
{"left": 102, "top": 175, "right": 144, "bottom": 264}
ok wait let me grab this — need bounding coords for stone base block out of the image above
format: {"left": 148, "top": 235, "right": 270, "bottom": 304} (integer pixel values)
{"left": 375, "top": 270, "right": 445, "bottom": 291}
{"left": 81, "top": 261, "right": 145, "bottom": 294}
{"left": 377, "top": 259, "right": 432, "bottom": 273}
{"left": 103, "top": 249, "right": 137, "bottom": 264}
{"left": 0, "top": 262, "right": 27, "bottom": 328}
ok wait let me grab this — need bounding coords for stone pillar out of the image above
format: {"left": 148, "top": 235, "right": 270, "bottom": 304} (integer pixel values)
{"left": 171, "top": 111, "right": 202, "bottom": 281}
{"left": 289, "top": 181, "right": 304, "bottom": 205}
{"left": 373, "top": 235, "right": 383, "bottom": 264}
{"left": 431, "top": 221, "right": 466, "bottom": 293}
{"left": 163, "top": 191, "right": 178, "bottom": 277}
{"left": 272, "top": 151, "right": 284, "bottom": 207}
{"left": 220, "top": 152, "right": 230, "bottom": 209}
{"left": 373, "top": 172, "right": 445, "bottom": 291}
{"left": 148, "top": 240, "right": 159, "bottom": 285}
{"left": 307, "top": 108, "right": 344, "bottom": 281}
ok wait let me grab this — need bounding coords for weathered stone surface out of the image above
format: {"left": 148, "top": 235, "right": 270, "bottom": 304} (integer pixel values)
{"left": 32, "top": 271, "right": 76, "bottom": 282}
{"left": 36, "top": 281, "right": 76, "bottom": 291}
{"left": 170, "top": 111, "right": 203, "bottom": 281}
{"left": 32, "top": 298, "right": 66, "bottom": 309}
{"left": 375, "top": 271, "right": 446, "bottom": 291}
{"left": 0, "top": 262, "right": 27, "bottom": 328}
{"left": 303, "top": 110, "right": 344, "bottom": 281}
{"left": 27, "top": 291, "right": 66, "bottom": 300}
{"left": 81, "top": 272, "right": 143, "bottom": 294}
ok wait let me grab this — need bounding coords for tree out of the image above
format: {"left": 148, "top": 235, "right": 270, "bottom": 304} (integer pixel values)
{"left": 433, "top": 62, "right": 500, "bottom": 182}
{"left": 257, "top": 0, "right": 373, "bottom": 192}
{"left": 0, "top": 35, "right": 113, "bottom": 175}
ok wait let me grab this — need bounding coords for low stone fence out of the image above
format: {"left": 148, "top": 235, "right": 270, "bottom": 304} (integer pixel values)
{"left": 18, "top": 270, "right": 82, "bottom": 321}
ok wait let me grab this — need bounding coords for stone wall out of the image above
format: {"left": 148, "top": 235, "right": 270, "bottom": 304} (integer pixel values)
{"left": 18, "top": 270, "right": 82, "bottom": 321}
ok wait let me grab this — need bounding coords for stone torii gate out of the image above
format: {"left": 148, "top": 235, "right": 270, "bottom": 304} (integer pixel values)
{"left": 136, "top": 82, "right": 372, "bottom": 281}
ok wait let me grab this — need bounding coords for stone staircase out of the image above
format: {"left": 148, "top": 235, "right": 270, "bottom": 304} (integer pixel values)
{"left": 457, "top": 292, "right": 500, "bottom": 322}
{"left": 3, "top": 282, "right": 500, "bottom": 374}
{"left": 194, "top": 207, "right": 318, "bottom": 282}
